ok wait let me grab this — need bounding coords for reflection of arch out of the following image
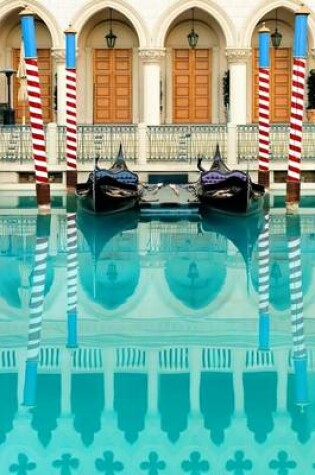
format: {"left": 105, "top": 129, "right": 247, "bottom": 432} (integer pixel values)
{"left": 200, "top": 372, "right": 234, "bottom": 445}
{"left": 31, "top": 374, "right": 61, "bottom": 447}
{"left": 0, "top": 374, "right": 17, "bottom": 445}
{"left": 71, "top": 0, "right": 148, "bottom": 47}
{"left": 154, "top": 0, "right": 235, "bottom": 47}
{"left": 242, "top": 1, "right": 315, "bottom": 49}
{"left": 79, "top": 253, "right": 140, "bottom": 310}
{"left": 0, "top": 0, "right": 62, "bottom": 48}
{"left": 244, "top": 372, "right": 277, "bottom": 443}
{"left": 0, "top": 256, "right": 54, "bottom": 309}
{"left": 251, "top": 239, "right": 312, "bottom": 312}
{"left": 78, "top": 210, "right": 140, "bottom": 311}
{"left": 71, "top": 373, "right": 104, "bottom": 446}
{"left": 114, "top": 373, "right": 147, "bottom": 443}
{"left": 287, "top": 373, "right": 315, "bottom": 443}
{"left": 159, "top": 373, "right": 190, "bottom": 442}
{"left": 165, "top": 253, "right": 227, "bottom": 310}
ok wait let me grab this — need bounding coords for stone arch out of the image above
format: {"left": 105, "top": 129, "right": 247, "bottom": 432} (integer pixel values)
{"left": 242, "top": 0, "right": 315, "bottom": 49}
{"left": 70, "top": 0, "right": 148, "bottom": 48}
{"left": 0, "top": 0, "right": 62, "bottom": 48}
{"left": 154, "top": 0, "right": 235, "bottom": 48}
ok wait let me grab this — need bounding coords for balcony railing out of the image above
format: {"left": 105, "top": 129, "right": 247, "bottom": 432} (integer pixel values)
{"left": 148, "top": 124, "right": 227, "bottom": 161}
{"left": 0, "top": 125, "right": 33, "bottom": 163}
{"left": 237, "top": 123, "right": 315, "bottom": 162}
{"left": 58, "top": 125, "right": 138, "bottom": 163}
{"left": 0, "top": 123, "right": 315, "bottom": 165}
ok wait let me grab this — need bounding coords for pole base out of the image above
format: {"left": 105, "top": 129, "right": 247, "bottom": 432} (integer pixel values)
{"left": 286, "top": 181, "right": 300, "bottom": 214}
{"left": 67, "top": 170, "right": 77, "bottom": 193}
{"left": 258, "top": 170, "right": 270, "bottom": 189}
{"left": 36, "top": 183, "right": 51, "bottom": 213}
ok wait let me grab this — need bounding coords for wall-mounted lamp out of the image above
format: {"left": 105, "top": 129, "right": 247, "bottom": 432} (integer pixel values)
{"left": 271, "top": 9, "right": 282, "bottom": 49}
{"left": 187, "top": 8, "right": 199, "bottom": 48}
{"left": 105, "top": 8, "right": 117, "bottom": 49}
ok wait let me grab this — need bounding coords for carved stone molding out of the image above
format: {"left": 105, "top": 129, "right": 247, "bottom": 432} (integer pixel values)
{"left": 225, "top": 48, "right": 252, "bottom": 64}
{"left": 51, "top": 48, "right": 66, "bottom": 63}
{"left": 138, "top": 48, "right": 166, "bottom": 63}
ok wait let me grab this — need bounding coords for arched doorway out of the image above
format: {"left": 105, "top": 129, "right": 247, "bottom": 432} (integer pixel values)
{"left": 164, "top": 8, "right": 226, "bottom": 124}
{"left": 79, "top": 8, "right": 139, "bottom": 124}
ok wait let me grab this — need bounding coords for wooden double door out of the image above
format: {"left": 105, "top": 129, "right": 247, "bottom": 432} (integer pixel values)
{"left": 12, "top": 49, "right": 52, "bottom": 124}
{"left": 173, "top": 49, "right": 212, "bottom": 123}
{"left": 252, "top": 47, "right": 292, "bottom": 123}
{"left": 93, "top": 49, "right": 132, "bottom": 124}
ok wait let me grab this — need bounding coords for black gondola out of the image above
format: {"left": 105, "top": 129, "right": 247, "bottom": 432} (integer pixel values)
{"left": 76, "top": 144, "right": 142, "bottom": 214}
{"left": 196, "top": 145, "right": 265, "bottom": 215}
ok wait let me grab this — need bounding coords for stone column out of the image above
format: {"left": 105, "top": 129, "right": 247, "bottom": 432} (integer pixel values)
{"left": 226, "top": 48, "right": 251, "bottom": 125}
{"left": 61, "top": 348, "right": 72, "bottom": 414}
{"left": 232, "top": 348, "right": 246, "bottom": 414}
{"left": 51, "top": 49, "right": 67, "bottom": 126}
{"left": 103, "top": 348, "right": 115, "bottom": 412}
{"left": 275, "top": 349, "right": 289, "bottom": 413}
{"left": 189, "top": 347, "right": 202, "bottom": 414}
{"left": 147, "top": 349, "right": 159, "bottom": 414}
{"left": 139, "top": 49, "right": 165, "bottom": 125}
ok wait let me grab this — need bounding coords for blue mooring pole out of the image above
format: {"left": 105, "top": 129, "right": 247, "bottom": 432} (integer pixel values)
{"left": 64, "top": 26, "right": 78, "bottom": 192}
{"left": 258, "top": 24, "right": 271, "bottom": 189}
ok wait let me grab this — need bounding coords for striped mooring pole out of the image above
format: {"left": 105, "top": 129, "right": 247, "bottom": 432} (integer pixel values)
{"left": 258, "top": 24, "right": 271, "bottom": 189}
{"left": 23, "top": 215, "right": 50, "bottom": 406}
{"left": 258, "top": 212, "right": 270, "bottom": 350}
{"left": 287, "top": 214, "right": 308, "bottom": 409}
{"left": 20, "top": 7, "right": 51, "bottom": 213}
{"left": 65, "top": 26, "right": 77, "bottom": 192}
{"left": 66, "top": 196, "right": 78, "bottom": 348}
{"left": 286, "top": 4, "right": 310, "bottom": 214}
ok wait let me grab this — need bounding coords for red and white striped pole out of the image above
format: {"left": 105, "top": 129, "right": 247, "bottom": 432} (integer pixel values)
{"left": 20, "top": 7, "right": 51, "bottom": 213}
{"left": 66, "top": 196, "right": 78, "bottom": 348}
{"left": 286, "top": 215, "right": 308, "bottom": 409}
{"left": 286, "top": 5, "right": 310, "bottom": 213}
{"left": 258, "top": 24, "right": 271, "bottom": 189}
{"left": 258, "top": 212, "right": 270, "bottom": 350}
{"left": 23, "top": 215, "right": 50, "bottom": 406}
{"left": 65, "top": 27, "right": 77, "bottom": 192}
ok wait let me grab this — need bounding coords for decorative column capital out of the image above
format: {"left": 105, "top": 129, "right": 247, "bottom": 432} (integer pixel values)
{"left": 51, "top": 48, "right": 66, "bottom": 63}
{"left": 138, "top": 48, "right": 166, "bottom": 63}
{"left": 225, "top": 48, "right": 252, "bottom": 64}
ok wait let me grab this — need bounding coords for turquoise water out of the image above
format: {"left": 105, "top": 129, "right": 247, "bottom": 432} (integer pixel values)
{"left": 0, "top": 195, "right": 315, "bottom": 474}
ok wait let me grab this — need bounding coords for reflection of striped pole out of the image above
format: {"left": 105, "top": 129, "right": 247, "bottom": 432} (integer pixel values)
{"left": 20, "top": 7, "right": 50, "bottom": 212}
{"left": 66, "top": 207, "right": 78, "bottom": 348}
{"left": 258, "top": 212, "right": 270, "bottom": 350}
{"left": 23, "top": 215, "right": 50, "bottom": 406}
{"left": 65, "top": 26, "right": 77, "bottom": 192}
{"left": 258, "top": 24, "right": 270, "bottom": 189}
{"left": 286, "top": 5, "right": 310, "bottom": 214}
{"left": 287, "top": 215, "right": 308, "bottom": 408}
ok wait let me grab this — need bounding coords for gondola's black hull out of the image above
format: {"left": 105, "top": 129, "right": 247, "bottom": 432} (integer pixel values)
{"left": 76, "top": 183, "right": 141, "bottom": 214}
{"left": 197, "top": 178, "right": 265, "bottom": 215}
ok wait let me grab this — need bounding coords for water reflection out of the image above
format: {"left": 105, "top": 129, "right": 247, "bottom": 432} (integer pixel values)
{"left": 0, "top": 201, "right": 314, "bottom": 472}
{"left": 77, "top": 210, "right": 140, "bottom": 310}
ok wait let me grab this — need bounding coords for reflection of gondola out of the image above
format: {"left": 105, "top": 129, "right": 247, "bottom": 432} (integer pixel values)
{"left": 76, "top": 144, "right": 142, "bottom": 214}
{"left": 196, "top": 145, "right": 265, "bottom": 215}
{"left": 163, "top": 212, "right": 263, "bottom": 310}
{"left": 77, "top": 210, "right": 140, "bottom": 309}
{"left": 201, "top": 210, "right": 264, "bottom": 265}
